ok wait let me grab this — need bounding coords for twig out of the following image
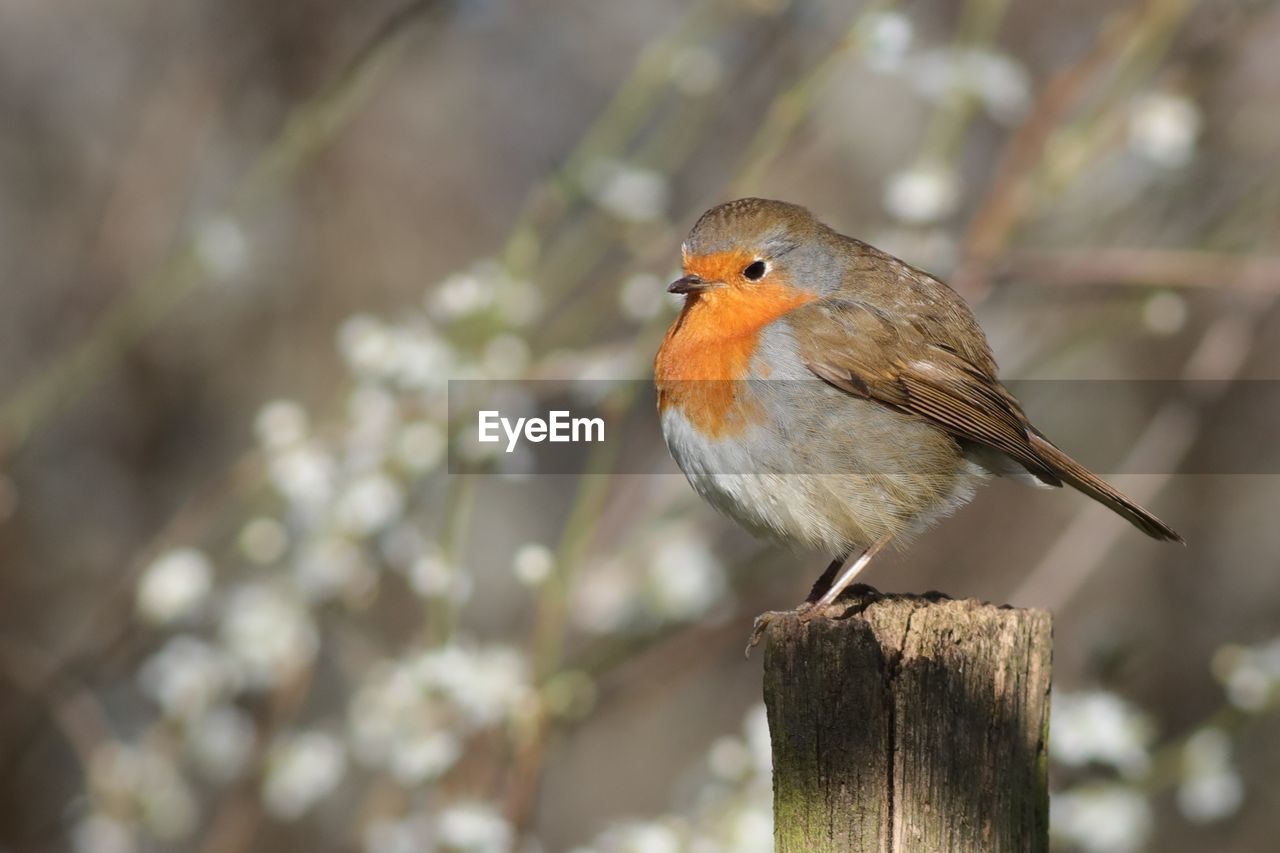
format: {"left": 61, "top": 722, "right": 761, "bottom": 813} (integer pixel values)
{"left": 997, "top": 248, "right": 1280, "bottom": 292}
{"left": 953, "top": 1, "right": 1151, "bottom": 298}
{"left": 0, "top": 637, "right": 115, "bottom": 799}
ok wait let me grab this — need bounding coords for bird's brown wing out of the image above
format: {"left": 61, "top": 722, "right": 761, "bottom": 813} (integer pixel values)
{"left": 790, "top": 298, "right": 1062, "bottom": 485}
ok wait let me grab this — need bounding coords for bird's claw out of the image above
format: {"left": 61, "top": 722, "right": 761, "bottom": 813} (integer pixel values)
{"left": 745, "top": 604, "right": 816, "bottom": 659}
{"left": 746, "top": 611, "right": 784, "bottom": 658}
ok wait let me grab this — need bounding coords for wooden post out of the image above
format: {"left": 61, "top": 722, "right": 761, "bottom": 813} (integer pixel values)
{"left": 762, "top": 593, "right": 1052, "bottom": 853}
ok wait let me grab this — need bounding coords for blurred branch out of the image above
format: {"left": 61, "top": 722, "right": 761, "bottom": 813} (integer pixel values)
{"left": 0, "top": 0, "right": 446, "bottom": 458}
{"left": 426, "top": 472, "right": 476, "bottom": 648}
{"left": 997, "top": 248, "right": 1280, "bottom": 291}
{"left": 1141, "top": 700, "right": 1279, "bottom": 795}
{"left": 918, "top": 0, "right": 1014, "bottom": 164}
{"left": 954, "top": 0, "right": 1191, "bottom": 298}
{"left": 732, "top": 1, "right": 899, "bottom": 194}
{"left": 1009, "top": 171, "right": 1280, "bottom": 608}
{"left": 200, "top": 663, "right": 316, "bottom": 853}
{"left": 954, "top": 3, "right": 1146, "bottom": 296}
{"left": 0, "top": 637, "right": 115, "bottom": 797}
{"left": 498, "top": 0, "right": 720, "bottom": 279}
{"left": 507, "top": 402, "right": 631, "bottom": 827}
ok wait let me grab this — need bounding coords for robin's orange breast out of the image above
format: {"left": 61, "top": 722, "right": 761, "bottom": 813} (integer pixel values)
{"left": 655, "top": 280, "right": 817, "bottom": 438}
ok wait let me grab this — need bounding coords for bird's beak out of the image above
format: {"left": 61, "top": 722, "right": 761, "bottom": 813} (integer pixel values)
{"left": 668, "top": 274, "right": 714, "bottom": 294}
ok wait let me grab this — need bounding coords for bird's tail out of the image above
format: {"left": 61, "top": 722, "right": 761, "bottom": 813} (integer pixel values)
{"left": 1029, "top": 434, "right": 1185, "bottom": 544}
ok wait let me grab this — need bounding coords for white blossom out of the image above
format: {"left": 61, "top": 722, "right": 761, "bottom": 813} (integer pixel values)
{"left": 572, "top": 558, "right": 638, "bottom": 633}
{"left": 1051, "top": 784, "right": 1152, "bottom": 853}
{"left": 580, "top": 702, "right": 774, "bottom": 853}
{"left": 707, "top": 735, "right": 752, "bottom": 780}
{"left": 743, "top": 704, "right": 772, "bottom": 775}
{"left": 429, "top": 270, "right": 498, "bottom": 320}
{"left": 138, "top": 636, "right": 240, "bottom": 719}
{"left": 335, "top": 472, "right": 405, "bottom": 536}
{"left": 186, "top": 705, "right": 256, "bottom": 783}
{"left": 395, "top": 331, "right": 458, "bottom": 389}
{"left": 585, "top": 159, "right": 670, "bottom": 223}
{"left": 413, "top": 644, "right": 532, "bottom": 727}
{"left": 136, "top": 548, "right": 213, "bottom": 625}
{"left": 437, "top": 802, "right": 513, "bottom": 853}
{"left": 481, "top": 334, "right": 532, "bottom": 378}
{"left": 364, "top": 815, "right": 437, "bottom": 853}
{"left": 88, "top": 743, "right": 198, "bottom": 840}
{"left": 1050, "top": 690, "right": 1154, "bottom": 778}
{"left": 239, "top": 516, "right": 289, "bottom": 565}
{"left": 619, "top": 272, "right": 666, "bottom": 322}
{"left": 339, "top": 315, "right": 397, "bottom": 376}
{"left": 338, "top": 319, "right": 456, "bottom": 388}
{"left": 497, "top": 274, "right": 544, "bottom": 328}
{"left": 349, "top": 661, "right": 462, "bottom": 784}
{"left": 1142, "top": 290, "right": 1188, "bottom": 335}
{"left": 346, "top": 385, "right": 401, "bottom": 467}
{"left": 594, "top": 822, "right": 681, "bottom": 853}
{"left": 262, "top": 731, "right": 347, "bottom": 820}
{"left": 269, "top": 443, "right": 337, "bottom": 510}
{"left": 194, "top": 216, "right": 249, "bottom": 281}
{"left": 255, "top": 399, "right": 309, "bottom": 450}
{"left": 379, "top": 523, "right": 428, "bottom": 568}
{"left": 905, "top": 48, "right": 1030, "bottom": 122}
{"left": 883, "top": 163, "right": 960, "bottom": 224}
{"left": 1129, "top": 93, "right": 1201, "bottom": 168}
{"left": 544, "top": 346, "right": 635, "bottom": 388}
{"left": 72, "top": 814, "right": 136, "bottom": 853}
{"left": 393, "top": 730, "right": 464, "bottom": 786}
{"left": 859, "top": 11, "right": 913, "bottom": 72}
{"left": 646, "top": 527, "right": 727, "bottom": 621}
{"left": 293, "top": 536, "right": 371, "bottom": 601}
{"left": 512, "top": 542, "right": 555, "bottom": 587}
{"left": 220, "top": 584, "right": 318, "bottom": 689}
{"left": 728, "top": 809, "right": 773, "bottom": 853}
{"left": 670, "top": 46, "right": 724, "bottom": 96}
{"left": 423, "top": 260, "right": 540, "bottom": 326}
{"left": 1221, "top": 655, "right": 1272, "bottom": 711}
{"left": 396, "top": 421, "right": 446, "bottom": 472}
{"left": 1212, "top": 639, "right": 1280, "bottom": 711}
{"left": 1177, "top": 727, "right": 1243, "bottom": 823}
{"left": 407, "top": 549, "right": 462, "bottom": 599}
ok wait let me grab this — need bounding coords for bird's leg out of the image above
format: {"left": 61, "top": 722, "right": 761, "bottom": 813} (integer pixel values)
{"left": 798, "top": 532, "right": 894, "bottom": 621}
{"left": 745, "top": 536, "right": 895, "bottom": 656}
{"left": 745, "top": 554, "right": 845, "bottom": 658}
{"left": 804, "top": 555, "right": 845, "bottom": 605}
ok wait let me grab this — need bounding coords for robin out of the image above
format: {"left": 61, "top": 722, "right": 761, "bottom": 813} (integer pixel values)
{"left": 654, "top": 198, "right": 1183, "bottom": 646}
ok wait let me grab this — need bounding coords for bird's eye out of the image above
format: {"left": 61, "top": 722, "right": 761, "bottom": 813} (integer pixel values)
{"left": 742, "top": 260, "right": 767, "bottom": 281}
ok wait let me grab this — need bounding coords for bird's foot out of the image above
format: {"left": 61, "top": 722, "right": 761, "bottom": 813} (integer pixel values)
{"left": 745, "top": 603, "right": 815, "bottom": 659}
{"left": 745, "top": 585, "right": 887, "bottom": 659}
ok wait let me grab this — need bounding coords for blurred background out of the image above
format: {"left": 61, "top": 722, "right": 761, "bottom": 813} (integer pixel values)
{"left": 1, "top": 0, "right": 1278, "bottom": 850}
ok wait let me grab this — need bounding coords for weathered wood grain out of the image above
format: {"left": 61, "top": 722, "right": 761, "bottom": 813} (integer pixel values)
{"left": 763, "top": 593, "right": 1052, "bottom": 852}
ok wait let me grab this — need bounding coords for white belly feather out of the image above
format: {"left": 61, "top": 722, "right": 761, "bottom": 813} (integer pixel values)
{"left": 660, "top": 403, "right": 989, "bottom": 555}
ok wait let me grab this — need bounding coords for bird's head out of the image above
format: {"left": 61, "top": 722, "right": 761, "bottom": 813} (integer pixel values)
{"left": 669, "top": 198, "right": 838, "bottom": 301}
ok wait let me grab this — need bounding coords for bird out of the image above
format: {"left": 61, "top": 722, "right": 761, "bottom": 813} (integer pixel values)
{"left": 653, "top": 198, "right": 1183, "bottom": 648}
